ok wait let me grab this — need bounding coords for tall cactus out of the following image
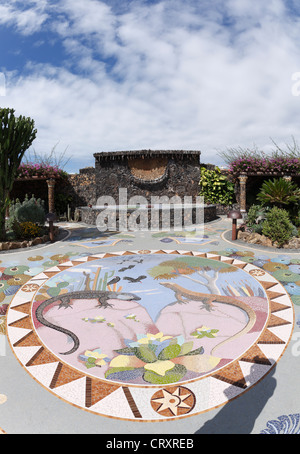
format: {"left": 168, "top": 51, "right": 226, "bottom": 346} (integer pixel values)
{"left": 0, "top": 108, "right": 37, "bottom": 241}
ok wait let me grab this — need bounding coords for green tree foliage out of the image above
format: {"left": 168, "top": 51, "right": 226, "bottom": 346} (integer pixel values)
{"left": 257, "top": 178, "right": 300, "bottom": 208}
{"left": 12, "top": 195, "right": 46, "bottom": 226}
{"left": 245, "top": 204, "right": 269, "bottom": 234}
{"left": 262, "top": 207, "right": 294, "bottom": 247}
{"left": 0, "top": 108, "right": 37, "bottom": 240}
{"left": 199, "top": 166, "right": 235, "bottom": 206}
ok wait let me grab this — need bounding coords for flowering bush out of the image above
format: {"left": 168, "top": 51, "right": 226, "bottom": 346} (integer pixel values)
{"left": 16, "top": 163, "right": 68, "bottom": 179}
{"left": 228, "top": 156, "right": 300, "bottom": 175}
{"left": 18, "top": 221, "right": 42, "bottom": 239}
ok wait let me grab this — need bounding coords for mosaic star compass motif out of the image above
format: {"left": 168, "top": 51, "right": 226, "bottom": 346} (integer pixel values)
{"left": 151, "top": 386, "right": 196, "bottom": 417}
{"left": 6, "top": 250, "right": 294, "bottom": 422}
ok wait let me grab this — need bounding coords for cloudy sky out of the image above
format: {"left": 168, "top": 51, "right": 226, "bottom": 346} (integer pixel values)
{"left": 1, "top": 0, "right": 300, "bottom": 172}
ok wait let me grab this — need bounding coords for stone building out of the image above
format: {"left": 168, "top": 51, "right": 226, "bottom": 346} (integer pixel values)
{"left": 93, "top": 149, "right": 201, "bottom": 204}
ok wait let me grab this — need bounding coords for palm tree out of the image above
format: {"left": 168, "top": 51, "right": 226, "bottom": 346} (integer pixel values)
{"left": 257, "top": 178, "right": 300, "bottom": 209}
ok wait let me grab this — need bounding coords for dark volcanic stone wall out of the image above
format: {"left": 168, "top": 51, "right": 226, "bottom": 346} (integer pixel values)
{"left": 67, "top": 167, "right": 96, "bottom": 208}
{"left": 94, "top": 150, "right": 201, "bottom": 204}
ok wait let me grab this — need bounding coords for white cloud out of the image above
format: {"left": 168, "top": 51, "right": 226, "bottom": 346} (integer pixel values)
{"left": 0, "top": 1, "right": 48, "bottom": 35}
{"left": 2, "top": 0, "right": 300, "bottom": 171}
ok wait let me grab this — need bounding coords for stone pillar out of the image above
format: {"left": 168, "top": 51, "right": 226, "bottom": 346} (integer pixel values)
{"left": 238, "top": 173, "right": 248, "bottom": 215}
{"left": 47, "top": 178, "right": 56, "bottom": 213}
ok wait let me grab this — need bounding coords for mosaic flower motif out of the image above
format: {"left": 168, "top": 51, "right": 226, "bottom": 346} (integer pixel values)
{"left": 127, "top": 332, "right": 173, "bottom": 347}
{"left": 78, "top": 348, "right": 111, "bottom": 369}
{"left": 191, "top": 326, "right": 219, "bottom": 339}
{"left": 105, "top": 333, "right": 205, "bottom": 385}
{"left": 0, "top": 305, "right": 8, "bottom": 316}
{"left": 82, "top": 315, "right": 106, "bottom": 323}
{"left": 252, "top": 259, "right": 269, "bottom": 268}
{"left": 50, "top": 254, "right": 70, "bottom": 263}
{"left": 7, "top": 275, "right": 30, "bottom": 286}
{"left": 0, "top": 316, "right": 6, "bottom": 334}
{"left": 284, "top": 283, "right": 300, "bottom": 295}
{"left": 3, "top": 265, "right": 29, "bottom": 276}
{"left": 21, "top": 283, "right": 40, "bottom": 292}
{"left": 3, "top": 285, "right": 20, "bottom": 296}
{"left": 42, "top": 260, "right": 59, "bottom": 268}
{"left": 291, "top": 295, "right": 300, "bottom": 306}
{"left": 0, "top": 280, "right": 19, "bottom": 298}
{"left": 24, "top": 266, "right": 44, "bottom": 277}
{"left": 27, "top": 255, "right": 44, "bottom": 262}
{"left": 260, "top": 414, "right": 300, "bottom": 434}
{"left": 289, "top": 264, "right": 300, "bottom": 274}
{"left": 272, "top": 270, "right": 299, "bottom": 283}
{"left": 124, "top": 314, "right": 140, "bottom": 322}
{"left": 263, "top": 262, "right": 288, "bottom": 272}
{"left": 270, "top": 256, "right": 291, "bottom": 265}
{"left": 249, "top": 269, "right": 266, "bottom": 277}
{"left": 0, "top": 281, "right": 9, "bottom": 294}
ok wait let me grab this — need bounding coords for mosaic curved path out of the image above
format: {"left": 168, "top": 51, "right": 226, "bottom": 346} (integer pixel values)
{"left": 6, "top": 249, "right": 294, "bottom": 422}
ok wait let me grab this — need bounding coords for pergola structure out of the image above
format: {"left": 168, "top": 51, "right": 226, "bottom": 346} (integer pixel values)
{"left": 15, "top": 176, "right": 56, "bottom": 213}
{"left": 237, "top": 172, "right": 295, "bottom": 215}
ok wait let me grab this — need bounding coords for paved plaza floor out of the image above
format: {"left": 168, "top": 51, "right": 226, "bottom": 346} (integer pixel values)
{"left": 0, "top": 216, "right": 299, "bottom": 434}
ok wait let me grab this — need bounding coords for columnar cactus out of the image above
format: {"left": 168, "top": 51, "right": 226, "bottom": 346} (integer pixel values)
{"left": 0, "top": 108, "right": 37, "bottom": 241}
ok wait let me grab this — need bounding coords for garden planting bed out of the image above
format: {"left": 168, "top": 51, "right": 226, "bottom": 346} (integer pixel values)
{"left": 237, "top": 230, "right": 300, "bottom": 249}
{"left": 0, "top": 226, "right": 59, "bottom": 251}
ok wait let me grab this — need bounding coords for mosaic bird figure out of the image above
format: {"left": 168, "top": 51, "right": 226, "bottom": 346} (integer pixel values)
{"left": 118, "top": 265, "right": 135, "bottom": 272}
{"left": 123, "top": 275, "right": 147, "bottom": 283}
{"left": 107, "top": 276, "right": 121, "bottom": 286}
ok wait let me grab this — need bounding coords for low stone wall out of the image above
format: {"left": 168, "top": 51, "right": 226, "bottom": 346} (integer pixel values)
{"left": 0, "top": 235, "right": 49, "bottom": 251}
{"left": 0, "top": 227, "right": 59, "bottom": 251}
{"left": 237, "top": 230, "right": 300, "bottom": 249}
{"left": 79, "top": 204, "right": 217, "bottom": 229}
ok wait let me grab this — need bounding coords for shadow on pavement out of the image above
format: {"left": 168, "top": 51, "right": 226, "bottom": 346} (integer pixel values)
{"left": 195, "top": 360, "right": 277, "bottom": 434}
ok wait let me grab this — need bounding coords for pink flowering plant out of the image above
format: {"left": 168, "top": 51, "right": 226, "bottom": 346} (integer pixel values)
{"left": 229, "top": 156, "right": 300, "bottom": 175}
{"left": 17, "top": 163, "right": 68, "bottom": 179}
{"left": 220, "top": 139, "right": 300, "bottom": 176}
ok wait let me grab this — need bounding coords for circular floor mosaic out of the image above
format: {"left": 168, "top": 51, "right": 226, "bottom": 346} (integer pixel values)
{"left": 6, "top": 250, "right": 294, "bottom": 421}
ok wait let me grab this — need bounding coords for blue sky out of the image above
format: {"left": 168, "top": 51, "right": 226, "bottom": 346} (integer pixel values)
{"left": 1, "top": 0, "right": 300, "bottom": 172}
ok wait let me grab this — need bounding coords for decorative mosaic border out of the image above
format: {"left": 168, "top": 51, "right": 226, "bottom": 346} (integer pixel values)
{"left": 6, "top": 250, "right": 294, "bottom": 422}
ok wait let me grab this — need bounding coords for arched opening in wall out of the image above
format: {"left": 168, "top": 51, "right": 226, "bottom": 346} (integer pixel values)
{"left": 128, "top": 157, "right": 168, "bottom": 181}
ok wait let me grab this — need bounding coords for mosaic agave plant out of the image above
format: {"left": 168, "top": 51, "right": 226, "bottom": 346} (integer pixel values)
{"left": 103, "top": 333, "right": 205, "bottom": 385}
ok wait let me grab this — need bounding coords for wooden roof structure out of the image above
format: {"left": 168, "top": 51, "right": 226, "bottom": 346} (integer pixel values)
{"left": 94, "top": 150, "right": 201, "bottom": 161}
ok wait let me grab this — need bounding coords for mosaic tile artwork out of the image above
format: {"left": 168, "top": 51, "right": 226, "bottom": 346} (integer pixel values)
{"left": 70, "top": 233, "right": 135, "bottom": 249}
{"left": 6, "top": 250, "right": 294, "bottom": 422}
{"left": 260, "top": 413, "right": 300, "bottom": 434}
{"left": 152, "top": 227, "right": 221, "bottom": 246}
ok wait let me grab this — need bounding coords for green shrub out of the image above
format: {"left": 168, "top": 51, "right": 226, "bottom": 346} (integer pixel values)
{"left": 257, "top": 177, "right": 300, "bottom": 208}
{"left": 262, "top": 207, "right": 294, "bottom": 246}
{"left": 246, "top": 204, "right": 268, "bottom": 224}
{"left": 14, "top": 195, "right": 45, "bottom": 225}
{"left": 18, "top": 221, "right": 42, "bottom": 239}
{"left": 245, "top": 205, "right": 269, "bottom": 234}
{"left": 199, "top": 167, "right": 235, "bottom": 205}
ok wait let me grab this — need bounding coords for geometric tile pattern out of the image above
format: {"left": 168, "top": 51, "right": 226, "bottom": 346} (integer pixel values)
{"left": 6, "top": 250, "right": 294, "bottom": 422}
